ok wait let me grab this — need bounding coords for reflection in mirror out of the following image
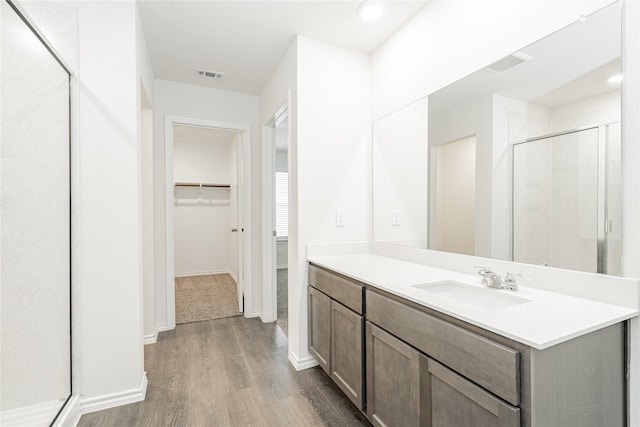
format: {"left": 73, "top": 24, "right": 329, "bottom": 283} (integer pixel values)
{"left": 373, "top": 1, "right": 622, "bottom": 276}
{"left": 373, "top": 98, "right": 428, "bottom": 247}
{"left": 431, "top": 136, "right": 476, "bottom": 255}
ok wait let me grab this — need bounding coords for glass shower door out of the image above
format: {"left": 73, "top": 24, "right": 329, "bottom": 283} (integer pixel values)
{"left": 513, "top": 127, "right": 600, "bottom": 273}
{"left": 1, "top": 1, "right": 72, "bottom": 425}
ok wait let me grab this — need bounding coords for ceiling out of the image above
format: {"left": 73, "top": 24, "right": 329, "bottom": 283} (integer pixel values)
{"left": 429, "top": 1, "right": 620, "bottom": 113}
{"left": 137, "top": 0, "right": 427, "bottom": 95}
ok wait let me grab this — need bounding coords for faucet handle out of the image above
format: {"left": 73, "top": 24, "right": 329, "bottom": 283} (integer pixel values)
{"left": 506, "top": 271, "right": 531, "bottom": 280}
{"left": 474, "top": 265, "right": 492, "bottom": 274}
{"left": 503, "top": 271, "right": 530, "bottom": 291}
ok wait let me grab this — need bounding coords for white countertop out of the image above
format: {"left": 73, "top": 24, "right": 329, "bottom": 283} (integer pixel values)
{"left": 307, "top": 253, "right": 638, "bottom": 350}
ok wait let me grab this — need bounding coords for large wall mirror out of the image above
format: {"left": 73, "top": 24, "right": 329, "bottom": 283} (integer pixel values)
{"left": 372, "top": 1, "right": 622, "bottom": 276}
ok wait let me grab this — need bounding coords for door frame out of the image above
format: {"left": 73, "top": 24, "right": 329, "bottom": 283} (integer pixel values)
{"left": 262, "top": 100, "right": 289, "bottom": 323}
{"left": 164, "top": 115, "right": 252, "bottom": 329}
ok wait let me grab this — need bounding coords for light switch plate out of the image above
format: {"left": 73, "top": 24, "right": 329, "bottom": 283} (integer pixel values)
{"left": 392, "top": 209, "right": 400, "bottom": 226}
{"left": 336, "top": 209, "right": 346, "bottom": 227}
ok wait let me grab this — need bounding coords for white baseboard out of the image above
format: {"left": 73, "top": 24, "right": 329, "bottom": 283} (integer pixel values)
{"left": 174, "top": 269, "right": 231, "bottom": 278}
{"left": 245, "top": 310, "right": 261, "bottom": 319}
{"left": 53, "top": 395, "right": 81, "bottom": 427}
{"left": 229, "top": 271, "right": 238, "bottom": 283}
{"left": 288, "top": 352, "right": 319, "bottom": 371}
{"left": 1, "top": 398, "right": 73, "bottom": 427}
{"left": 156, "top": 322, "right": 171, "bottom": 333}
{"left": 143, "top": 332, "right": 158, "bottom": 345}
{"left": 80, "top": 372, "right": 148, "bottom": 414}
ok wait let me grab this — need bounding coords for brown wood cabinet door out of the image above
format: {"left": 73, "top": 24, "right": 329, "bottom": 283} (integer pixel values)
{"left": 331, "top": 301, "right": 364, "bottom": 410}
{"left": 428, "top": 359, "right": 520, "bottom": 427}
{"left": 308, "top": 286, "right": 331, "bottom": 374}
{"left": 366, "top": 322, "right": 420, "bottom": 427}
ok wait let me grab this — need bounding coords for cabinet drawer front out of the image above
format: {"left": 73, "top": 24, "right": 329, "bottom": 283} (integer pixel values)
{"left": 331, "top": 301, "right": 364, "bottom": 410}
{"left": 429, "top": 359, "right": 520, "bottom": 427}
{"left": 309, "top": 264, "right": 364, "bottom": 314}
{"left": 367, "top": 291, "right": 520, "bottom": 405}
{"left": 308, "top": 286, "right": 331, "bottom": 374}
{"left": 366, "top": 322, "right": 420, "bottom": 427}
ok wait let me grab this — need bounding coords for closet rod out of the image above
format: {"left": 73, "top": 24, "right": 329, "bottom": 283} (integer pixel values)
{"left": 174, "top": 182, "right": 231, "bottom": 189}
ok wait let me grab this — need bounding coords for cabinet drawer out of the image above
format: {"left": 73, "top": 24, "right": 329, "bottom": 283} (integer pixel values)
{"left": 308, "top": 264, "right": 364, "bottom": 314}
{"left": 367, "top": 291, "right": 520, "bottom": 406}
{"left": 428, "top": 358, "right": 520, "bottom": 427}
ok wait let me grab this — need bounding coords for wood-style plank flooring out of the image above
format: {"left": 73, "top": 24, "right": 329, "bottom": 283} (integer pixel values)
{"left": 78, "top": 317, "right": 370, "bottom": 426}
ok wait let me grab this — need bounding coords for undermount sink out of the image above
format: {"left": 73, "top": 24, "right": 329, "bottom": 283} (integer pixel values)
{"left": 411, "top": 280, "right": 531, "bottom": 310}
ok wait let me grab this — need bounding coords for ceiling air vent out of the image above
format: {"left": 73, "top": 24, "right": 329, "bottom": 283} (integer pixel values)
{"left": 195, "top": 68, "right": 226, "bottom": 80}
{"left": 483, "top": 52, "right": 532, "bottom": 73}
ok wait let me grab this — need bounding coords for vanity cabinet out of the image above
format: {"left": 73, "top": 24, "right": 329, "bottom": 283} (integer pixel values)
{"left": 308, "top": 264, "right": 365, "bottom": 410}
{"left": 308, "top": 263, "right": 626, "bottom": 427}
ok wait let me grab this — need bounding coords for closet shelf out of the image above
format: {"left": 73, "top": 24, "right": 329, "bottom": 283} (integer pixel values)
{"left": 174, "top": 182, "right": 231, "bottom": 189}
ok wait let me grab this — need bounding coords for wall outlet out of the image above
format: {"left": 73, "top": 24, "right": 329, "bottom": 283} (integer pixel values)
{"left": 392, "top": 209, "right": 400, "bottom": 226}
{"left": 336, "top": 209, "right": 346, "bottom": 227}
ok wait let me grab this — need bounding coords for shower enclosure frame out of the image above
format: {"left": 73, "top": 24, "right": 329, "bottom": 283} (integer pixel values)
{"left": 2, "top": 0, "right": 75, "bottom": 425}
{"left": 511, "top": 122, "right": 621, "bottom": 275}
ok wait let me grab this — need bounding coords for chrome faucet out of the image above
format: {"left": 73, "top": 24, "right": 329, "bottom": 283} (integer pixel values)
{"left": 474, "top": 266, "right": 503, "bottom": 289}
{"left": 474, "top": 267, "right": 525, "bottom": 291}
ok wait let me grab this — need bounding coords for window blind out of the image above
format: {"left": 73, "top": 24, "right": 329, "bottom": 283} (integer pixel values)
{"left": 275, "top": 172, "right": 288, "bottom": 237}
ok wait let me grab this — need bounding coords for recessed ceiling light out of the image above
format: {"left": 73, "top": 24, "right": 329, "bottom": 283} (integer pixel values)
{"left": 357, "top": 0, "right": 384, "bottom": 21}
{"left": 608, "top": 74, "right": 623, "bottom": 84}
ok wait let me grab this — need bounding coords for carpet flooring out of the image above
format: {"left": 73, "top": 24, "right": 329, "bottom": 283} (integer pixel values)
{"left": 175, "top": 274, "right": 242, "bottom": 324}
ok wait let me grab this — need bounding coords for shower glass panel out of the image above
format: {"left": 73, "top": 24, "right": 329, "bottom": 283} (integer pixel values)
{"left": 513, "top": 128, "right": 600, "bottom": 273}
{"left": 1, "top": 1, "right": 72, "bottom": 425}
{"left": 604, "top": 123, "right": 622, "bottom": 276}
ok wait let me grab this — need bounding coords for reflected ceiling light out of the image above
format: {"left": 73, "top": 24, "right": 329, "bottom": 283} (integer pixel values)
{"left": 608, "top": 74, "right": 623, "bottom": 84}
{"left": 357, "top": 0, "right": 384, "bottom": 21}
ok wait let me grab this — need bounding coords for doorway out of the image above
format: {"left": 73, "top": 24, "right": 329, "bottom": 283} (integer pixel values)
{"left": 274, "top": 112, "right": 289, "bottom": 335}
{"left": 164, "top": 116, "right": 251, "bottom": 329}
{"left": 262, "top": 102, "right": 290, "bottom": 334}
{"left": 430, "top": 135, "right": 477, "bottom": 255}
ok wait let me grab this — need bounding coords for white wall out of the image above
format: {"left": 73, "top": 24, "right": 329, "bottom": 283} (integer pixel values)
{"left": 259, "top": 38, "right": 297, "bottom": 326}
{"left": 154, "top": 79, "right": 260, "bottom": 322}
{"left": 173, "top": 139, "right": 232, "bottom": 276}
{"left": 260, "top": 36, "right": 371, "bottom": 367}
{"left": 73, "top": 1, "right": 146, "bottom": 411}
{"left": 295, "top": 36, "right": 371, "bottom": 366}
{"left": 621, "top": 3, "right": 640, "bottom": 423}
{"left": 373, "top": 97, "right": 428, "bottom": 248}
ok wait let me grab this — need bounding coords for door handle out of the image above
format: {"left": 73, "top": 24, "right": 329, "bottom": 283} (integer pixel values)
{"left": 231, "top": 228, "right": 238, "bottom": 232}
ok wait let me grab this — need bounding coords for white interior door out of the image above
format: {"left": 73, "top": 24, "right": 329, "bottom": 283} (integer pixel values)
{"left": 235, "top": 133, "right": 245, "bottom": 311}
